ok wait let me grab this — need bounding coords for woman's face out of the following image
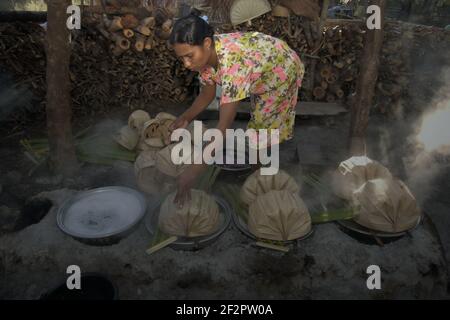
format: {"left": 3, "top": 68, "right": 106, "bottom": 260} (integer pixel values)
{"left": 173, "top": 38, "right": 212, "bottom": 72}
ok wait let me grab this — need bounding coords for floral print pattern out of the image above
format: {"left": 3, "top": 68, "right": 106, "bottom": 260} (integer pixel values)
{"left": 200, "top": 32, "right": 305, "bottom": 143}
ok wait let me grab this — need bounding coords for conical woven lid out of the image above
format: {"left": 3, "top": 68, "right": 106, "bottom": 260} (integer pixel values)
{"left": 142, "top": 119, "right": 168, "bottom": 148}
{"left": 352, "top": 178, "right": 421, "bottom": 233}
{"left": 241, "top": 169, "right": 300, "bottom": 205}
{"left": 134, "top": 149, "right": 177, "bottom": 196}
{"left": 331, "top": 156, "right": 393, "bottom": 200}
{"left": 134, "top": 149, "right": 157, "bottom": 176}
{"left": 155, "top": 142, "right": 191, "bottom": 177}
{"left": 142, "top": 113, "right": 176, "bottom": 148}
{"left": 159, "top": 189, "right": 221, "bottom": 237}
{"left": 230, "top": 0, "right": 271, "bottom": 26}
{"left": 248, "top": 190, "right": 312, "bottom": 241}
{"left": 128, "top": 110, "right": 150, "bottom": 132}
{"left": 155, "top": 112, "right": 177, "bottom": 121}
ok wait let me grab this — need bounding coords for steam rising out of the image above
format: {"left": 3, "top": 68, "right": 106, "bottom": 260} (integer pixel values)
{"left": 417, "top": 102, "right": 450, "bottom": 152}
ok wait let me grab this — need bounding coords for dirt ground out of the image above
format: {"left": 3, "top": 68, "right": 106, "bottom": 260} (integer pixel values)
{"left": 0, "top": 102, "right": 449, "bottom": 299}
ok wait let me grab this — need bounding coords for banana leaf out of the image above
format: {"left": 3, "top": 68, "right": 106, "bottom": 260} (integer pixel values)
{"left": 216, "top": 183, "right": 249, "bottom": 224}
{"left": 195, "top": 165, "right": 222, "bottom": 192}
{"left": 311, "top": 207, "right": 355, "bottom": 224}
{"left": 301, "top": 172, "right": 356, "bottom": 224}
{"left": 22, "top": 126, "right": 137, "bottom": 167}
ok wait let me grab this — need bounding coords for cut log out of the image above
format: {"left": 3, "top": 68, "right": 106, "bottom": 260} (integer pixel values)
{"left": 144, "top": 36, "right": 154, "bottom": 50}
{"left": 326, "top": 74, "right": 338, "bottom": 84}
{"left": 320, "top": 65, "right": 332, "bottom": 79}
{"left": 313, "top": 87, "right": 326, "bottom": 100}
{"left": 108, "top": 16, "right": 123, "bottom": 32}
{"left": 334, "top": 61, "right": 345, "bottom": 69}
{"left": 162, "top": 19, "right": 173, "bottom": 33}
{"left": 123, "top": 29, "right": 135, "bottom": 38}
{"left": 141, "top": 16, "right": 156, "bottom": 28}
{"left": 135, "top": 25, "right": 152, "bottom": 36}
{"left": 331, "top": 85, "right": 345, "bottom": 99}
{"left": 110, "top": 33, "right": 130, "bottom": 50}
{"left": 135, "top": 34, "right": 146, "bottom": 52}
{"left": 121, "top": 14, "right": 139, "bottom": 29}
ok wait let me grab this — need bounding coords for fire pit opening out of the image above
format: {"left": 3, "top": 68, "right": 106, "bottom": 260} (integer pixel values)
{"left": 40, "top": 273, "right": 117, "bottom": 300}
{"left": 14, "top": 198, "right": 53, "bottom": 232}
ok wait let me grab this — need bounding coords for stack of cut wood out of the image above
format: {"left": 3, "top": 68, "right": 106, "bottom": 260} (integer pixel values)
{"left": 89, "top": 1, "right": 193, "bottom": 104}
{"left": 374, "top": 21, "right": 412, "bottom": 114}
{"left": 0, "top": 20, "right": 196, "bottom": 125}
{"left": 311, "top": 22, "right": 364, "bottom": 103}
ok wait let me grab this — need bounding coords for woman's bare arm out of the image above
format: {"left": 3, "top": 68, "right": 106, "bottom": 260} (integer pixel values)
{"left": 171, "top": 83, "right": 216, "bottom": 131}
{"left": 183, "top": 83, "right": 217, "bottom": 122}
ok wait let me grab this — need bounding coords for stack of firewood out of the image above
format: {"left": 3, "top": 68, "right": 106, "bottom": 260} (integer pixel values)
{"left": 97, "top": 13, "right": 169, "bottom": 55}
{"left": 88, "top": 1, "right": 193, "bottom": 104}
{"left": 311, "top": 22, "right": 364, "bottom": 102}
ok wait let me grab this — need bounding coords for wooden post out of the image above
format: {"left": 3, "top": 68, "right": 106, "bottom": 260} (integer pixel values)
{"left": 305, "top": 0, "right": 329, "bottom": 100}
{"left": 349, "top": 0, "right": 386, "bottom": 155}
{"left": 46, "top": 0, "right": 78, "bottom": 176}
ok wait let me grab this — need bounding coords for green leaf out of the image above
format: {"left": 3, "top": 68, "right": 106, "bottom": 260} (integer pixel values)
{"left": 311, "top": 207, "right": 355, "bottom": 224}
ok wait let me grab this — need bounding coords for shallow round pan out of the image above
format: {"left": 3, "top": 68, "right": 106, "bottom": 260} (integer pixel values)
{"left": 216, "top": 146, "right": 252, "bottom": 172}
{"left": 231, "top": 209, "right": 314, "bottom": 245}
{"left": 144, "top": 194, "right": 232, "bottom": 250}
{"left": 57, "top": 186, "right": 148, "bottom": 245}
{"left": 336, "top": 216, "right": 423, "bottom": 238}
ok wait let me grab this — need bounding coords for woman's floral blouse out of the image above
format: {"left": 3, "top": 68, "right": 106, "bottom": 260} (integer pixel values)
{"left": 199, "top": 32, "right": 305, "bottom": 144}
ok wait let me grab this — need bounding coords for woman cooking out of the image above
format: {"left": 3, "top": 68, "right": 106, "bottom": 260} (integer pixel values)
{"left": 169, "top": 12, "right": 305, "bottom": 204}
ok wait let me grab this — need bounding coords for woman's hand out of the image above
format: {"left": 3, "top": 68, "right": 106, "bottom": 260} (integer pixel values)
{"left": 174, "top": 164, "right": 207, "bottom": 207}
{"left": 170, "top": 115, "right": 189, "bottom": 132}
{"left": 170, "top": 84, "right": 216, "bottom": 133}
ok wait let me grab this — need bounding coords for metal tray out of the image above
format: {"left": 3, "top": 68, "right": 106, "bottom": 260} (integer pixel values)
{"left": 144, "top": 194, "right": 232, "bottom": 250}
{"left": 57, "top": 186, "right": 148, "bottom": 246}
{"left": 231, "top": 208, "right": 314, "bottom": 245}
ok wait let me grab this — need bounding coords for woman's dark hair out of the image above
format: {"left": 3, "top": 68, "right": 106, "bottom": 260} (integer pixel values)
{"left": 169, "top": 11, "right": 214, "bottom": 46}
